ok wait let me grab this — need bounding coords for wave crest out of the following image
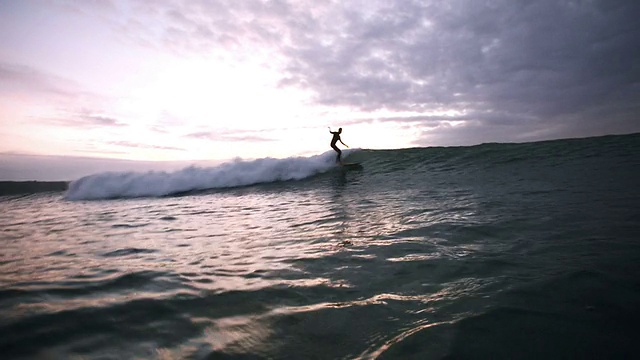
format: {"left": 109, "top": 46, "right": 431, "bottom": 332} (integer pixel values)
{"left": 65, "top": 152, "right": 341, "bottom": 200}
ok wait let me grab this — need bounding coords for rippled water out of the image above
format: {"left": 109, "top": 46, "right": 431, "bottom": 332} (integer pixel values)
{"left": 2, "top": 134, "right": 640, "bottom": 359}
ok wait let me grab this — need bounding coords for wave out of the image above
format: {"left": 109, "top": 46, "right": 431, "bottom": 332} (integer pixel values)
{"left": 64, "top": 151, "right": 346, "bottom": 200}
{"left": 63, "top": 133, "right": 639, "bottom": 201}
{"left": 0, "top": 181, "right": 68, "bottom": 196}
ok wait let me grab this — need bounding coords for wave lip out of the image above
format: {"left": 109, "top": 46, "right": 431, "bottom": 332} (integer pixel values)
{"left": 64, "top": 153, "right": 338, "bottom": 200}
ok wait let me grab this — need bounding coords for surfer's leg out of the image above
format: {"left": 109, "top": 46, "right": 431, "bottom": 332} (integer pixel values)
{"left": 331, "top": 145, "right": 341, "bottom": 163}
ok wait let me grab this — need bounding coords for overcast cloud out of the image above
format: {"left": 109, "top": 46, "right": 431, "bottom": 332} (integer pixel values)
{"left": 94, "top": 0, "right": 640, "bottom": 144}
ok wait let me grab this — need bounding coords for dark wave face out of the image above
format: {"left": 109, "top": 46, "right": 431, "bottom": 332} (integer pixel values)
{"left": 1, "top": 133, "right": 639, "bottom": 359}
{"left": 0, "top": 181, "right": 68, "bottom": 196}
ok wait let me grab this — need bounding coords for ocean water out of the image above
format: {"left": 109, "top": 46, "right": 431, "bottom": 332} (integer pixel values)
{"left": 1, "top": 133, "right": 639, "bottom": 359}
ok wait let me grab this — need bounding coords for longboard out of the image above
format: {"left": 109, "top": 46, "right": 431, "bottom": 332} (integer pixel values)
{"left": 340, "top": 162, "right": 363, "bottom": 169}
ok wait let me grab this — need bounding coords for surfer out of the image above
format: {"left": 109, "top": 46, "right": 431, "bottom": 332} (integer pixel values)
{"left": 329, "top": 127, "right": 348, "bottom": 163}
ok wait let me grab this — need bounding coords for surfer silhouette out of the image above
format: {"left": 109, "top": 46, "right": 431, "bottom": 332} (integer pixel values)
{"left": 329, "top": 127, "right": 348, "bottom": 164}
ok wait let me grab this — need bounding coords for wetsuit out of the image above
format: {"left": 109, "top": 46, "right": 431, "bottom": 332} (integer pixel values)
{"left": 330, "top": 131, "right": 342, "bottom": 163}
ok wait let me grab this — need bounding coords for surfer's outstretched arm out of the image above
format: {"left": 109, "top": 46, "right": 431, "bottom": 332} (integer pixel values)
{"left": 340, "top": 140, "right": 348, "bottom": 147}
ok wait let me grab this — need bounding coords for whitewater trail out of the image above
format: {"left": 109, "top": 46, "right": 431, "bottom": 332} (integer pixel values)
{"left": 65, "top": 150, "right": 356, "bottom": 200}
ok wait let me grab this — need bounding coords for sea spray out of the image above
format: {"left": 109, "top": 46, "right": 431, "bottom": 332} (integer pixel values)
{"left": 64, "top": 151, "right": 351, "bottom": 200}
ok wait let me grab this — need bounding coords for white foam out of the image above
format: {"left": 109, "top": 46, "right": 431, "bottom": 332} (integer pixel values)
{"left": 64, "top": 151, "right": 348, "bottom": 200}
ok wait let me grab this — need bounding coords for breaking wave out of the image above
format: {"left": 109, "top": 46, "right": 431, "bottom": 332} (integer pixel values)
{"left": 64, "top": 151, "right": 347, "bottom": 200}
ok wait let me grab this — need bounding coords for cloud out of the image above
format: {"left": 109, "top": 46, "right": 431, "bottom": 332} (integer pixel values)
{"left": 38, "top": 110, "right": 128, "bottom": 129}
{"left": 55, "top": 0, "right": 640, "bottom": 143}
{"left": 186, "top": 129, "right": 275, "bottom": 143}
{"left": 0, "top": 62, "right": 78, "bottom": 98}
{"left": 334, "top": 1, "right": 637, "bottom": 140}
{"left": 84, "top": 114, "right": 125, "bottom": 127}
{"left": 108, "top": 140, "right": 185, "bottom": 151}
{"left": 278, "top": 1, "right": 640, "bottom": 113}
{"left": 0, "top": 62, "right": 122, "bottom": 130}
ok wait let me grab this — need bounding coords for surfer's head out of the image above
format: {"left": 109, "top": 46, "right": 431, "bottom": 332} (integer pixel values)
{"left": 338, "top": 128, "right": 342, "bottom": 133}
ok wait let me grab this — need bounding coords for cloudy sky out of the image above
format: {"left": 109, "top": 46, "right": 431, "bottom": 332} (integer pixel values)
{"left": 1, "top": 0, "right": 639, "bottom": 180}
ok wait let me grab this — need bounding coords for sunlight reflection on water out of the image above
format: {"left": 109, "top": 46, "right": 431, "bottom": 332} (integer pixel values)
{"left": 0, "top": 182, "right": 491, "bottom": 357}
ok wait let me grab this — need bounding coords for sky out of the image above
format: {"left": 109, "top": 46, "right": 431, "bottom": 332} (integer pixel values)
{"left": 1, "top": 0, "right": 639, "bottom": 180}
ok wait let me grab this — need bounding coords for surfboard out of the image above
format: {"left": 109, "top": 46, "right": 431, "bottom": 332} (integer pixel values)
{"left": 340, "top": 162, "right": 363, "bottom": 169}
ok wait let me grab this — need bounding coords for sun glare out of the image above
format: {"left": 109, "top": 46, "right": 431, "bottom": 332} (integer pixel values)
{"left": 123, "top": 56, "right": 310, "bottom": 130}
